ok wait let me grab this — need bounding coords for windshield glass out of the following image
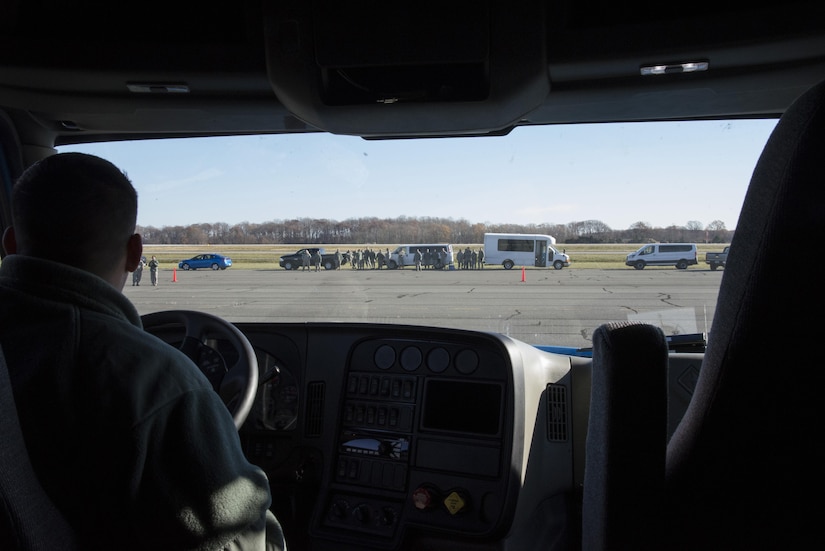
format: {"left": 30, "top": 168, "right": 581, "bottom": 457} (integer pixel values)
{"left": 57, "top": 119, "right": 776, "bottom": 348}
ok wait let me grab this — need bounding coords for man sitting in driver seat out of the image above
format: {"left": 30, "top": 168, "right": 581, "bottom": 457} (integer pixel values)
{"left": 0, "top": 153, "right": 285, "bottom": 550}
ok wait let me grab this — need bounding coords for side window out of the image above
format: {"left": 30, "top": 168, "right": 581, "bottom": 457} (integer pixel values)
{"left": 642, "top": 245, "right": 654, "bottom": 255}
{"left": 660, "top": 244, "right": 693, "bottom": 253}
{"left": 498, "top": 239, "right": 533, "bottom": 252}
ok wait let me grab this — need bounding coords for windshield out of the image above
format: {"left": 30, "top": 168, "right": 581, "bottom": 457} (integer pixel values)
{"left": 57, "top": 119, "right": 776, "bottom": 348}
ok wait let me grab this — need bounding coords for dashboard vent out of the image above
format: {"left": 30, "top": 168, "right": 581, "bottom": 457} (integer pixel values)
{"left": 305, "top": 381, "right": 325, "bottom": 437}
{"left": 546, "top": 383, "right": 569, "bottom": 442}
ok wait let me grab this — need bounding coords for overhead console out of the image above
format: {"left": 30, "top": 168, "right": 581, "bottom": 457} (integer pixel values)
{"left": 263, "top": 0, "right": 549, "bottom": 137}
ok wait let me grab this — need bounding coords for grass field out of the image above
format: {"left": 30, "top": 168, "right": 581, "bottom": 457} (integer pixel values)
{"left": 142, "top": 243, "right": 731, "bottom": 271}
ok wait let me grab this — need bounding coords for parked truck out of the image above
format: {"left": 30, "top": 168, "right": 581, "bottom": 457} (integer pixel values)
{"left": 705, "top": 246, "right": 730, "bottom": 270}
{"left": 279, "top": 247, "right": 346, "bottom": 270}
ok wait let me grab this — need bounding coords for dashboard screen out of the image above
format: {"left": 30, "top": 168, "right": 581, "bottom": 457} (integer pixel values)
{"left": 421, "top": 380, "right": 502, "bottom": 435}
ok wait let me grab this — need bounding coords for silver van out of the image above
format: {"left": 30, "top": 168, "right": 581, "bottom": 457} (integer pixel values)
{"left": 625, "top": 243, "right": 698, "bottom": 270}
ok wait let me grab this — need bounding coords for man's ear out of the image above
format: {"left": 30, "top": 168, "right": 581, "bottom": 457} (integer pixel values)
{"left": 125, "top": 233, "right": 143, "bottom": 272}
{"left": 2, "top": 226, "right": 17, "bottom": 255}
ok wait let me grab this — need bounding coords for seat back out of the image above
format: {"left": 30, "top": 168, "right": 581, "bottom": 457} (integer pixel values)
{"left": 582, "top": 321, "right": 668, "bottom": 551}
{"left": 0, "top": 346, "right": 77, "bottom": 551}
{"left": 664, "top": 78, "right": 825, "bottom": 549}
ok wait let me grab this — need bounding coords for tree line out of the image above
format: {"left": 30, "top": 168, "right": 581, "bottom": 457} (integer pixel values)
{"left": 138, "top": 216, "right": 732, "bottom": 245}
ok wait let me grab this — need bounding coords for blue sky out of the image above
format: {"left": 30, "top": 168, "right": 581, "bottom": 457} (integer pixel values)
{"left": 57, "top": 119, "right": 778, "bottom": 231}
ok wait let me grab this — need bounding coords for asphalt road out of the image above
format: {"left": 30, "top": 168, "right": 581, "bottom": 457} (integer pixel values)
{"left": 126, "top": 266, "right": 723, "bottom": 348}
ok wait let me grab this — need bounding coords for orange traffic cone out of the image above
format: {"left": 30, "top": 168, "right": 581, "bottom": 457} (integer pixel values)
{"left": 172, "top": 268, "right": 178, "bottom": 283}
{"left": 521, "top": 266, "right": 525, "bottom": 282}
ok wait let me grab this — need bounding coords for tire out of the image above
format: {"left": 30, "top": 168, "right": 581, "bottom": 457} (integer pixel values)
{"left": 211, "top": 263, "right": 220, "bottom": 270}
{"left": 284, "top": 261, "right": 295, "bottom": 270}
{"left": 503, "top": 260, "right": 514, "bottom": 270}
{"left": 324, "top": 260, "right": 335, "bottom": 270}
{"left": 181, "top": 263, "right": 191, "bottom": 271}
{"left": 634, "top": 260, "right": 646, "bottom": 270}
{"left": 676, "top": 260, "right": 688, "bottom": 270}
{"left": 388, "top": 260, "right": 398, "bottom": 270}
{"left": 710, "top": 263, "right": 718, "bottom": 271}
{"left": 553, "top": 260, "right": 564, "bottom": 270}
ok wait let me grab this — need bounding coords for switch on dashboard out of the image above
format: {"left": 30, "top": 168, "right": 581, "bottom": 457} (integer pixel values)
{"left": 412, "top": 485, "right": 438, "bottom": 510}
{"left": 443, "top": 489, "right": 469, "bottom": 515}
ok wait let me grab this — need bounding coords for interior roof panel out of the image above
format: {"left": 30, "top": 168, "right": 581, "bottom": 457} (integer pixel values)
{"left": 0, "top": 1, "right": 823, "bottom": 142}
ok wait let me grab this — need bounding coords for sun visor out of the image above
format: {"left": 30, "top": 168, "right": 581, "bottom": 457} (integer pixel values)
{"left": 263, "top": 0, "right": 549, "bottom": 137}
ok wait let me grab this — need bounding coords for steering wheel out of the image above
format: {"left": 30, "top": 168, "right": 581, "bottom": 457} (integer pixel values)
{"left": 140, "top": 310, "right": 258, "bottom": 429}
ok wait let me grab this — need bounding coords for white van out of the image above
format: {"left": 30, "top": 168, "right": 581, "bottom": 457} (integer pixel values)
{"left": 625, "top": 243, "right": 698, "bottom": 270}
{"left": 483, "top": 233, "right": 570, "bottom": 270}
{"left": 388, "top": 244, "right": 453, "bottom": 269}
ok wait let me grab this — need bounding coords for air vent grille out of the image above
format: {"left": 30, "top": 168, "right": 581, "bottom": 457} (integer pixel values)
{"left": 546, "top": 383, "right": 569, "bottom": 442}
{"left": 305, "top": 381, "right": 325, "bottom": 437}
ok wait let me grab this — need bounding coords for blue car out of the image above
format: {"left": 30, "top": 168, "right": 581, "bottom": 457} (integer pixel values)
{"left": 177, "top": 254, "right": 232, "bottom": 271}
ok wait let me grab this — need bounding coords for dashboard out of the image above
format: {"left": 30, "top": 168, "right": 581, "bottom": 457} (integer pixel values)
{"left": 234, "top": 322, "right": 586, "bottom": 550}
{"left": 149, "top": 319, "right": 700, "bottom": 550}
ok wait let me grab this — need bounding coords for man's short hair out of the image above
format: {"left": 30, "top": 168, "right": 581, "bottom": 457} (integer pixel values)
{"left": 12, "top": 152, "right": 138, "bottom": 273}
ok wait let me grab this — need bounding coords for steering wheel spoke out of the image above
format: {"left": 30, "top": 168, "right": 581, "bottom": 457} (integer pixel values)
{"left": 141, "top": 310, "right": 258, "bottom": 429}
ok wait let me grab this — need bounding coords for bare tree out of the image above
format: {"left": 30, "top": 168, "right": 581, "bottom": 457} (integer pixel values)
{"left": 628, "top": 221, "right": 653, "bottom": 243}
{"left": 138, "top": 215, "right": 733, "bottom": 245}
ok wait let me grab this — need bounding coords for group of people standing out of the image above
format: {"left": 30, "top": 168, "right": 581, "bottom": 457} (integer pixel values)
{"left": 348, "top": 247, "right": 388, "bottom": 270}
{"left": 344, "top": 246, "right": 485, "bottom": 271}
{"left": 410, "top": 247, "right": 451, "bottom": 271}
{"left": 300, "top": 248, "right": 325, "bottom": 271}
{"left": 455, "top": 247, "right": 484, "bottom": 270}
{"left": 131, "top": 254, "right": 160, "bottom": 286}
{"left": 299, "top": 248, "right": 348, "bottom": 271}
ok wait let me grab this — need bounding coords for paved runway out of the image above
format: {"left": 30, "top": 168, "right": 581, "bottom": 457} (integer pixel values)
{"left": 126, "top": 267, "right": 722, "bottom": 348}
